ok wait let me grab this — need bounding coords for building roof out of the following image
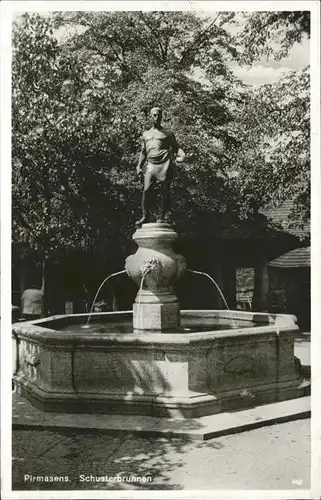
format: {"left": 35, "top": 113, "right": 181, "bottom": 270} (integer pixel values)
{"left": 179, "top": 198, "right": 310, "bottom": 244}
{"left": 262, "top": 199, "right": 309, "bottom": 240}
{"left": 268, "top": 246, "right": 310, "bottom": 268}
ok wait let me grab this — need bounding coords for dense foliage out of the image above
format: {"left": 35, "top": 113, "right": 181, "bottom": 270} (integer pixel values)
{"left": 12, "top": 12, "right": 247, "bottom": 251}
{"left": 235, "top": 11, "right": 310, "bottom": 63}
{"left": 12, "top": 10, "right": 310, "bottom": 302}
{"left": 229, "top": 68, "right": 310, "bottom": 229}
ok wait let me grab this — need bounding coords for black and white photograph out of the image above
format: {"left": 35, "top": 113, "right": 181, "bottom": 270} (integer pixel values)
{"left": 1, "top": 0, "right": 320, "bottom": 498}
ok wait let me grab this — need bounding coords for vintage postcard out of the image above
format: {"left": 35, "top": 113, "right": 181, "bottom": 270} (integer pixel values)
{"left": 1, "top": 1, "right": 320, "bottom": 499}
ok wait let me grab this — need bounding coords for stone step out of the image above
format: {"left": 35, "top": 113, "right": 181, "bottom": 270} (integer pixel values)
{"left": 13, "top": 393, "right": 310, "bottom": 441}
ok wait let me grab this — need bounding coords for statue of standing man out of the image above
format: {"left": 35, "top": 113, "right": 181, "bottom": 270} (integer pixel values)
{"left": 135, "top": 107, "right": 185, "bottom": 228}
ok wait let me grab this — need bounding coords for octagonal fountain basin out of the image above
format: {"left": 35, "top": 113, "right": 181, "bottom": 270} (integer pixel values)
{"left": 12, "top": 309, "right": 305, "bottom": 418}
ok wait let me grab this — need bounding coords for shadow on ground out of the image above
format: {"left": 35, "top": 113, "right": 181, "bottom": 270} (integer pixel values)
{"left": 12, "top": 417, "right": 311, "bottom": 491}
{"left": 12, "top": 428, "right": 200, "bottom": 490}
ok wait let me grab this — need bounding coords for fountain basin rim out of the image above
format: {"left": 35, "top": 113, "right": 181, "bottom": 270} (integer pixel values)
{"left": 12, "top": 309, "right": 299, "bottom": 347}
{"left": 12, "top": 327, "right": 299, "bottom": 349}
{"left": 13, "top": 308, "right": 298, "bottom": 326}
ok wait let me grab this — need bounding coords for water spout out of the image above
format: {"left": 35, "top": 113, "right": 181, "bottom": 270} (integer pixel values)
{"left": 84, "top": 270, "right": 127, "bottom": 328}
{"left": 134, "top": 263, "right": 156, "bottom": 330}
{"left": 187, "top": 269, "right": 237, "bottom": 329}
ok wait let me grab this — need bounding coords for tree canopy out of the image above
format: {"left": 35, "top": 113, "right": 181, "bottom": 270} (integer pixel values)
{"left": 229, "top": 67, "right": 310, "bottom": 232}
{"left": 235, "top": 11, "right": 310, "bottom": 63}
{"left": 12, "top": 10, "right": 310, "bottom": 279}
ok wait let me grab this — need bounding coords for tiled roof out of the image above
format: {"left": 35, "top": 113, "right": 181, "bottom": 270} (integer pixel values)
{"left": 179, "top": 199, "right": 310, "bottom": 242}
{"left": 268, "top": 246, "right": 310, "bottom": 268}
{"left": 262, "top": 199, "right": 310, "bottom": 239}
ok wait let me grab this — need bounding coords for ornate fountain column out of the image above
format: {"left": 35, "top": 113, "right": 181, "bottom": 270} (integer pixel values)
{"left": 125, "top": 223, "right": 187, "bottom": 331}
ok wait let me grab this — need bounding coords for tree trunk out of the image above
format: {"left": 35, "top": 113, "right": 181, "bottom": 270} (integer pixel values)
{"left": 253, "top": 262, "right": 269, "bottom": 312}
{"left": 41, "top": 256, "right": 48, "bottom": 317}
{"left": 19, "top": 254, "right": 26, "bottom": 312}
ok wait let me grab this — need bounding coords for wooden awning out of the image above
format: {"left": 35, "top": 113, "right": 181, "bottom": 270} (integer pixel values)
{"left": 268, "top": 247, "right": 310, "bottom": 268}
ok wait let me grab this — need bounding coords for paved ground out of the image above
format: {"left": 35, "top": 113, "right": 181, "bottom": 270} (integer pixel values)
{"left": 12, "top": 419, "right": 310, "bottom": 491}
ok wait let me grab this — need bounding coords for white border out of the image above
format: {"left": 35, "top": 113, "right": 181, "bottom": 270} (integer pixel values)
{"left": 1, "top": 1, "right": 320, "bottom": 499}
{"left": 310, "top": 0, "right": 321, "bottom": 498}
{"left": 1, "top": 1, "right": 13, "bottom": 498}
{"left": 0, "top": 0, "right": 320, "bottom": 13}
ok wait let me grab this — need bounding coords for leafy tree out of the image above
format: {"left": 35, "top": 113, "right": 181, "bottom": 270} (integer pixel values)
{"left": 51, "top": 11, "right": 250, "bottom": 230}
{"left": 229, "top": 67, "right": 310, "bottom": 234}
{"left": 235, "top": 11, "right": 310, "bottom": 63}
{"left": 12, "top": 13, "right": 134, "bottom": 310}
{"left": 12, "top": 11, "right": 310, "bottom": 313}
{"left": 227, "top": 11, "right": 310, "bottom": 235}
{"left": 13, "top": 11, "right": 247, "bottom": 250}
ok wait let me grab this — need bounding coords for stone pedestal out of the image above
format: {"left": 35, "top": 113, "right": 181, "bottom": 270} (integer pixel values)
{"left": 125, "top": 223, "right": 186, "bottom": 331}
{"left": 133, "top": 302, "right": 180, "bottom": 331}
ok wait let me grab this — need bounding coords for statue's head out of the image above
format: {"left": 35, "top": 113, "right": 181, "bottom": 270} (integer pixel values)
{"left": 150, "top": 106, "right": 162, "bottom": 126}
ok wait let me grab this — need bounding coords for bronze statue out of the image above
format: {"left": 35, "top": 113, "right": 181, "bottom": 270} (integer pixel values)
{"left": 135, "top": 107, "right": 185, "bottom": 228}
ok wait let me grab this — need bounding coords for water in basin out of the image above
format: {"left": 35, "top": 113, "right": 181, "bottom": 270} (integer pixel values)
{"left": 48, "top": 314, "right": 255, "bottom": 334}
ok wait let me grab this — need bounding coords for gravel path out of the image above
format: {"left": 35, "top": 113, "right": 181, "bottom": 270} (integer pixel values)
{"left": 12, "top": 419, "right": 310, "bottom": 491}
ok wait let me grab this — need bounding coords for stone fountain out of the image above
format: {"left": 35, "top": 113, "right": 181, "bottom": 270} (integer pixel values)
{"left": 12, "top": 105, "right": 307, "bottom": 419}
{"left": 12, "top": 221, "right": 306, "bottom": 418}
